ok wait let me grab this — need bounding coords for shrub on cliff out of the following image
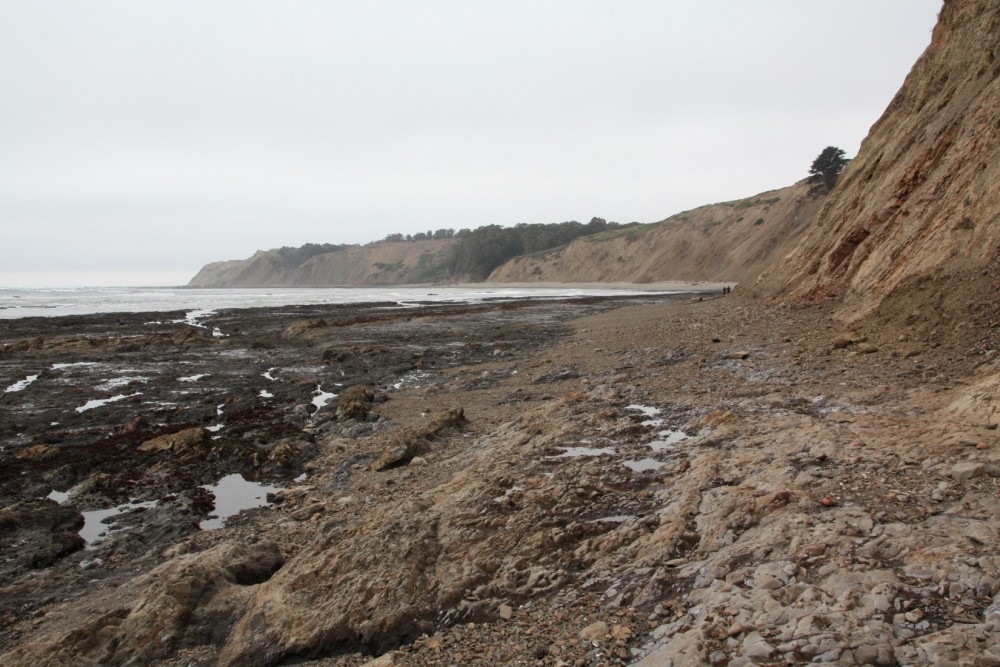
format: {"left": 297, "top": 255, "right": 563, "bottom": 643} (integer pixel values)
{"left": 809, "top": 146, "right": 850, "bottom": 195}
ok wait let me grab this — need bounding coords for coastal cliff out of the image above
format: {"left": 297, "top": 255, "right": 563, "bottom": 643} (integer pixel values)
{"left": 487, "top": 181, "right": 822, "bottom": 284}
{"left": 749, "top": 0, "right": 1000, "bottom": 322}
{"left": 189, "top": 239, "right": 457, "bottom": 287}
{"left": 188, "top": 181, "right": 823, "bottom": 289}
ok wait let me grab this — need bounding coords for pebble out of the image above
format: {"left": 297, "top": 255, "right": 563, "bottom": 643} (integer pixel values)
{"left": 741, "top": 632, "right": 773, "bottom": 659}
{"left": 817, "top": 563, "right": 837, "bottom": 577}
{"left": 951, "top": 461, "right": 985, "bottom": 480}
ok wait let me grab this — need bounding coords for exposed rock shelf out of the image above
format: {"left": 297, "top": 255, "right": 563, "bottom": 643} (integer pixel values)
{"left": 1, "top": 288, "right": 998, "bottom": 665}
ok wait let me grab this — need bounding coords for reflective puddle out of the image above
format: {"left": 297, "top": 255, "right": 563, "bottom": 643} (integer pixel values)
{"left": 392, "top": 371, "right": 429, "bottom": 390}
{"left": 627, "top": 404, "right": 661, "bottom": 418}
{"left": 649, "top": 429, "right": 689, "bottom": 452}
{"left": 95, "top": 376, "right": 147, "bottom": 391}
{"left": 312, "top": 385, "right": 337, "bottom": 412}
{"left": 589, "top": 514, "right": 637, "bottom": 523}
{"left": 622, "top": 458, "right": 666, "bottom": 473}
{"left": 199, "top": 473, "right": 283, "bottom": 530}
{"left": 551, "top": 446, "right": 617, "bottom": 458}
{"left": 47, "top": 489, "right": 69, "bottom": 504}
{"left": 75, "top": 392, "right": 142, "bottom": 413}
{"left": 49, "top": 472, "right": 285, "bottom": 547}
{"left": 627, "top": 404, "right": 664, "bottom": 426}
{"left": 80, "top": 499, "right": 159, "bottom": 547}
{"left": 5, "top": 374, "right": 39, "bottom": 393}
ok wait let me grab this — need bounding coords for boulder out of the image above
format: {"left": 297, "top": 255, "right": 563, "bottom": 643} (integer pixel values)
{"left": 0, "top": 499, "right": 84, "bottom": 571}
{"left": 138, "top": 427, "right": 208, "bottom": 453}
{"left": 337, "top": 385, "right": 375, "bottom": 421}
{"left": 3, "top": 541, "right": 283, "bottom": 665}
{"left": 14, "top": 444, "right": 59, "bottom": 461}
{"left": 832, "top": 333, "right": 867, "bottom": 350}
{"left": 951, "top": 461, "right": 986, "bottom": 480}
{"left": 369, "top": 409, "right": 465, "bottom": 471}
{"left": 579, "top": 620, "right": 609, "bottom": 642}
{"left": 281, "top": 319, "right": 328, "bottom": 339}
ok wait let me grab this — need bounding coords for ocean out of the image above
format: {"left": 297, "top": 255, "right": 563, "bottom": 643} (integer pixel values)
{"left": 0, "top": 285, "right": 689, "bottom": 320}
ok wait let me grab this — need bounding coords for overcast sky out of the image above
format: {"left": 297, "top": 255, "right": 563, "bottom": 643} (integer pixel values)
{"left": 1, "top": 1, "right": 941, "bottom": 287}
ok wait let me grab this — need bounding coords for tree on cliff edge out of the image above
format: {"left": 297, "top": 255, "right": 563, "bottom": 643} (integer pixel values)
{"left": 809, "top": 146, "right": 850, "bottom": 195}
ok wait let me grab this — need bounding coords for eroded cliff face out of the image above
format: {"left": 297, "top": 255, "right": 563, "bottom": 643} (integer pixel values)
{"left": 487, "top": 182, "right": 824, "bottom": 284}
{"left": 750, "top": 0, "right": 1000, "bottom": 322}
{"left": 188, "top": 240, "right": 456, "bottom": 287}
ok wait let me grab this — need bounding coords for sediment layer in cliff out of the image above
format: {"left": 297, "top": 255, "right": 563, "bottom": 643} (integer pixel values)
{"left": 749, "top": 0, "right": 1000, "bottom": 322}
{"left": 188, "top": 239, "right": 456, "bottom": 287}
{"left": 487, "top": 181, "right": 823, "bottom": 284}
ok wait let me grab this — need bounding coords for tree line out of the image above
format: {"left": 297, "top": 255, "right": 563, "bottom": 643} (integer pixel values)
{"left": 373, "top": 218, "right": 636, "bottom": 281}
{"left": 449, "top": 218, "right": 637, "bottom": 281}
{"left": 379, "top": 229, "right": 465, "bottom": 242}
{"left": 272, "top": 243, "right": 350, "bottom": 269}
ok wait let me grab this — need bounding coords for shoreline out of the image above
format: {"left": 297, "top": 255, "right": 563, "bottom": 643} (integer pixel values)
{"left": 3, "top": 281, "right": 728, "bottom": 291}
{"left": 174, "top": 281, "right": 732, "bottom": 294}
{"left": 0, "top": 282, "right": 728, "bottom": 322}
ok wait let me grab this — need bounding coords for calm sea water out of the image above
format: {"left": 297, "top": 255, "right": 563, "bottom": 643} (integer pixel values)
{"left": 0, "top": 285, "right": 682, "bottom": 320}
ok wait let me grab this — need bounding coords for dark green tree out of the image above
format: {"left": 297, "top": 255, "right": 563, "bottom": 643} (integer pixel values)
{"left": 446, "top": 219, "right": 639, "bottom": 281}
{"left": 809, "top": 146, "right": 850, "bottom": 194}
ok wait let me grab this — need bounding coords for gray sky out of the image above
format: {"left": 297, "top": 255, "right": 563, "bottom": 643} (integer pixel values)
{"left": 1, "top": 1, "right": 941, "bottom": 287}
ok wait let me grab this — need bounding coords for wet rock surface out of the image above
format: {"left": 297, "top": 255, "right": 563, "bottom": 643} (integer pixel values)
{"left": 1, "top": 291, "right": 999, "bottom": 665}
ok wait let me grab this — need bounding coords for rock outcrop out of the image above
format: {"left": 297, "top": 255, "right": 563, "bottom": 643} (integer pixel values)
{"left": 5, "top": 541, "right": 284, "bottom": 666}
